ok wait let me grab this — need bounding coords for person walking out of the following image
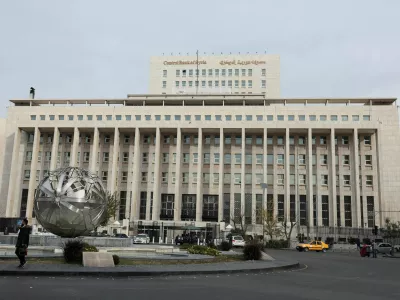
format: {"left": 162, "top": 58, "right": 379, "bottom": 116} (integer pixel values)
{"left": 15, "top": 218, "right": 31, "bottom": 268}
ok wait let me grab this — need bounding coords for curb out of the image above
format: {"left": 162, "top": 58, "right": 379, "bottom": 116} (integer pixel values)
{"left": 0, "top": 262, "right": 300, "bottom": 277}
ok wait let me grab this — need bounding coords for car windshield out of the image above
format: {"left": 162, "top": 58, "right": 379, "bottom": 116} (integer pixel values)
{"left": 233, "top": 236, "right": 243, "bottom": 240}
{"left": 137, "top": 234, "right": 147, "bottom": 238}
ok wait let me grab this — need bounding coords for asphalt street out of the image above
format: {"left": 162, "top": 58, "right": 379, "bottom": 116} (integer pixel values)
{"left": 0, "top": 250, "right": 399, "bottom": 300}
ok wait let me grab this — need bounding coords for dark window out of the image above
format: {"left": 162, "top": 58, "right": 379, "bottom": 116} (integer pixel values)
{"left": 278, "top": 194, "right": 284, "bottom": 221}
{"left": 313, "top": 195, "right": 317, "bottom": 226}
{"left": 223, "top": 193, "right": 230, "bottom": 222}
{"left": 119, "top": 191, "right": 127, "bottom": 220}
{"left": 336, "top": 196, "right": 341, "bottom": 227}
{"left": 160, "top": 194, "right": 174, "bottom": 220}
{"left": 20, "top": 189, "right": 28, "bottom": 218}
{"left": 290, "top": 195, "right": 296, "bottom": 222}
{"left": 367, "top": 196, "right": 374, "bottom": 228}
{"left": 360, "top": 196, "right": 364, "bottom": 227}
{"left": 299, "top": 195, "right": 307, "bottom": 226}
{"left": 150, "top": 192, "right": 153, "bottom": 220}
{"left": 202, "top": 195, "right": 218, "bottom": 221}
{"left": 255, "top": 194, "right": 263, "bottom": 224}
{"left": 181, "top": 194, "right": 196, "bottom": 221}
{"left": 140, "top": 192, "right": 147, "bottom": 220}
{"left": 245, "top": 193, "right": 252, "bottom": 224}
{"left": 344, "top": 196, "right": 352, "bottom": 227}
{"left": 322, "top": 195, "right": 329, "bottom": 226}
{"left": 234, "top": 193, "right": 241, "bottom": 222}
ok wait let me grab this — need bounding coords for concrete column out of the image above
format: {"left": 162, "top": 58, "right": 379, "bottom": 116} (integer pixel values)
{"left": 174, "top": 127, "right": 182, "bottom": 221}
{"left": 285, "top": 128, "right": 290, "bottom": 222}
{"left": 110, "top": 127, "right": 120, "bottom": 194}
{"left": 196, "top": 128, "right": 203, "bottom": 222}
{"left": 330, "top": 128, "right": 337, "bottom": 227}
{"left": 152, "top": 128, "right": 161, "bottom": 221}
{"left": 90, "top": 128, "right": 99, "bottom": 173}
{"left": 241, "top": 128, "right": 245, "bottom": 217}
{"left": 50, "top": 127, "right": 60, "bottom": 171}
{"left": 353, "top": 128, "right": 361, "bottom": 227}
{"left": 263, "top": 128, "right": 268, "bottom": 211}
{"left": 218, "top": 127, "right": 224, "bottom": 222}
{"left": 6, "top": 128, "right": 21, "bottom": 216}
{"left": 131, "top": 128, "right": 141, "bottom": 220}
{"left": 26, "top": 127, "right": 40, "bottom": 220}
{"left": 307, "top": 128, "right": 313, "bottom": 228}
{"left": 70, "top": 127, "right": 80, "bottom": 167}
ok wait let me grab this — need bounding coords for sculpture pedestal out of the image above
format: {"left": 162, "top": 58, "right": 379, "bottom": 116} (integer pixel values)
{"left": 83, "top": 252, "right": 114, "bottom": 267}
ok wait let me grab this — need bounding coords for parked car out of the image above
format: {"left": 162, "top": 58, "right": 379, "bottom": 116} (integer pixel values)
{"left": 133, "top": 233, "right": 150, "bottom": 244}
{"left": 296, "top": 240, "right": 329, "bottom": 252}
{"left": 394, "top": 244, "right": 400, "bottom": 252}
{"left": 231, "top": 235, "right": 245, "bottom": 247}
{"left": 114, "top": 233, "right": 128, "bottom": 238}
{"left": 375, "top": 243, "right": 393, "bottom": 255}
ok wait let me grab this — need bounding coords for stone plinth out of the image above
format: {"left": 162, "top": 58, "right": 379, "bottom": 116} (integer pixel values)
{"left": 83, "top": 252, "right": 114, "bottom": 268}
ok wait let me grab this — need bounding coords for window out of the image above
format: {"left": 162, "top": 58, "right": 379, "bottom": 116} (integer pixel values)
{"left": 235, "top": 153, "right": 242, "bottom": 164}
{"left": 261, "top": 69, "right": 266, "bottom": 76}
{"left": 120, "top": 171, "right": 128, "bottom": 182}
{"left": 203, "top": 153, "right": 210, "bottom": 164}
{"left": 142, "top": 152, "right": 149, "bottom": 163}
{"left": 77, "top": 115, "right": 83, "bottom": 121}
{"left": 226, "top": 115, "right": 232, "bottom": 121}
{"left": 298, "top": 154, "right": 306, "bottom": 165}
{"left": 221, "top": 69, "right": 226, "bottom": 76}
{"left": 161, "top": 172, "right": 168, "bottom": 183}
{"left": 234, "top": 173, "right": 241, "bottom": 184}
{"left": 116, "top": 115, "right": 122, "bottom": 121}
{"left": 66, "top": 135, "right": 72, "bottom": 143}
{"left": 224, "top": 153, "right": 231, "bottom": 164}
{"left": 162, "top": 153, "right": 169, "bottom": 163}
{"left": 277, "top": 174, "right": 284, "bottom": 185}
{"left": 245, "top": 173, "right": 252, "bottom": 185}
{"left": 212, "top": 173, "right": 219, "bottom": 185}
{"left": 241, "top": 80, "right": 246, "bottom": 88}
{"left": 215, "top": 115, "right": 222, "bottom": 121}
{"left": 163, "top": 135, "right": 170, "bottom": 144}
{"left": 255, "top": 136, "right": 262, "bottom": 145}
{"left": 245, "top": 115, "right": 252, "bottom": 122}
{"left": 247, "top": 80, "right": 252, "bottom": 88}
{"left": 49, "top": 115, "right": 55, "bottom": 120}
{"left": 331, "top": 115, "right": 338, "bottom": 121}
{"left": 141, "top": 172, "right": 147, "bottom": 182}
{"left": 299, "top": 174, "right": 306, "bottom": 185}
{"left": 189, "top": 81, "right": 193, "bottom": 87}
{"left": 145, "top": 115, "right": 151, "bottom": 121}
{"left": 203, "top": 173, "right": 210, "bottom": 184}
{"left": 183, "top": 153, "right": 190, "bottom": 163}
{"left": 256, "top": 154, "right": 263, "bottom": 164}
{"left": 106, "top": 115, "right": 112, "bottom": 121}
{"left": 320, "top": 136, "right": 327, "bottom": 145}
{"left": 342, "top": 115, "right": 348, "bottom": 121}
{"left": 102, "top": 171, "right": 108, "bottom": 182}
{"left": 192, "top": 172, "right": 198, "bottom": 183}
{"left": 352, "top": 115, "right": 360, "bottom": 121}
{"left": 205, "top": 115, "right": 211, "bottom": 121}
{"left": 134, "top": 115, "right": 141, "bottom": 121}
{"left": 309, "top": 115, "right": 317, "bottom": 121}
{"left": 320, "top": 154, "right": 327, "bottom": 165}
{"left": 193, "top": 135, "right": 198, "bottom": 144}
{"left": 202, "top": 69, "right": 206, "bottom": 76}
{"left": 261, "top": 80, "right": 266, "bottom": 88}
{"left": 245, "top": 154, "right": 252, "bottom": 165}
{"left": 143, "top": 135, "right": 150, "bottom": 144}
{"left": 83, "top": 152, "right": 90, "bottom": 162}
{"left": 37, "top": 151, "right": 42, "bottom": 162}
{"left": 103, "top": 152, "right": 109, "bottom": 162}
{"left": 290, "top": 154, "right": 295, "bottom": 165}
{"left": 298, "top": 136, "right": 305, "bottom": 145}
{"left": 224, "top": 173, "right": 231, "bottom": 184}
{"left": 363, "top": 115, "right": 371, "bottom": 121}
{"left": 155, "top": 115, "right": 161, "bottom": 121}
{"left": 342, "top": 155, "right": 349, "bottom": 165}
{"left": 25, "top": 151, "right": 32, "bottom": 161}
{"left": 195, "top": 115, "right": 201, "bottom": 121}
{"left": 176, "top": 70, "right": 180, "bottom": 77}
{"left": 172, "top": 153, "right": 176, "bottom": 163}
{"left": 289, "top": 136, "right": 295, "bottom": 145}
{"left": 364, "top": 135, "right": 371, "bottom": 145}
{"left": 214, "top": 153, "right": 220, "bottom": 164}
{"left": 24, "top": 170, "right": 30, "bottom": 179}
{"left": 277, "top": 154, "right": 284, "bottom": 164}
{"left": 321, "top": 175, "right": 328, "bottom": 185}
{"left": 228, "top": 69, "right": 233, "bottom": 76}
{"left": 365, "top": 155, "right": 372, "bottom": 166}
{"left": 174, "top": 115, "right": 181, "bottom": 121}
{"left": 235, "top": 115, "right": 242, "bottom": 121}
{"left": 235, "top": 80, "right": 239, "bottom": 88}
{"left": 299, "top": 115, "right": 305, "bottom": 121}
{"left": 255, "top": 174, "right": 263, "bottom": 185}
{"left": 267, "top": 154, "right": 274, "bottom": 165}
{"left": 342, "top": 136, "right": 349, "bottom": 145}
{"left": 277, "top": 115, "right": 284, "bottom": 121}
{"left": 343, "top": 175, "right": 350, "bottom": 186}
{"left": 335, "top": 155, "right": 339, "bottom": 165}
{"left": 277, "top": 136, "right": 284, "bottom": 145}
{"left": 104, "top": 135, "right": 111, "bottom": 143}
{"left": 180, "top": 172, "right": 188, "bottom": 184}
{"left": 185, "top": 115, "right": 191, "bottom": 121}
{"left": 208, "top": 69, "right": 213, "bottom": 76}
{"left": 183, "top": 135, "right": 190, "bottom": 144}
{"left": 235, "top": 135, "right": 242, "bottom": 145}
{"left": 312, "top": 154, "right": 316, "bottom": 165}
{"left": 215, "top": 135, "right": 220, "bottom": 145}
{"left": 182, "top": 81, "right": 186, "bottom": 87}
{"left": 228, "top": 80, "right": 232, "bottom": 87}
{"left": 320, "top": 115, "right": 327, "bottom": 121}
{"left": 215, "top": 81, "right": 219, "bottom": 87}
{"left": 163, "top": 70, "right": 167, "bottom": 77}
{"left": 366, "top": 175, "right": 373, "bottom": 186}
{"left": 208, "top": 80, "right": 212, "bottom": 87}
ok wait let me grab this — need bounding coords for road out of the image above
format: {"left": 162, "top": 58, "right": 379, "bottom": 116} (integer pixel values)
{"left": 0, "top": 250, "right": 399, "bottom": 300}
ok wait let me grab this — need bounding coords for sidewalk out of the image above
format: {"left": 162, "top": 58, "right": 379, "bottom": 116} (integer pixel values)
{"left": 0, "top": 260, "right": 299, "bottom": 277}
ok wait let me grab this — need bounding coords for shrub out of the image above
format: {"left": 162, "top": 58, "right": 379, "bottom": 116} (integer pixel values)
{"left": 187, "top": 245, "right": 220, "bottom": 256}
{"left": 243, "top": 242, "right": 263, "bottom": 261}
{"left": 179, "top": 243, "right": 192, "bottom": 250}
{"left": 265, "top": 240, "right": 288, "bottom": 249}
{"left": 219, "top": 241, "right": 232, "bottom": 251}
{"left": 63, "top": 239, "right": 98, "bottom": 264}
{"left": 112, "top": 254, "right": 120, "bottom": 265}
{"left": 207, "top": 242, "right": 217, "bottom": 249}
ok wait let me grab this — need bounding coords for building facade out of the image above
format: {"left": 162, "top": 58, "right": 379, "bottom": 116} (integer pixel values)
{"left": 1, "top": 94, "right": 400, "bottom": 240}
{"left": 149, "top": 54, "right": 280, "bottom": 97}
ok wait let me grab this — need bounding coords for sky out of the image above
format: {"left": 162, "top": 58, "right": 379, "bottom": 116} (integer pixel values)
{"left": 0, "top": 0, "right": 399, "bottom": 117}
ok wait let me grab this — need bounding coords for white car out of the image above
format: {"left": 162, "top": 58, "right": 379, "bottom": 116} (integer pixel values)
{"left": 393, "top": 245, "right": 400, "bottom": 252}
{"left": 232, "top": 235, "right": 245, "bottom": 247}
{"left": 133, "top": 234, "right": 150, "bottom": 244}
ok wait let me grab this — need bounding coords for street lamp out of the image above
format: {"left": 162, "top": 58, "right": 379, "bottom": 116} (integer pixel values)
{"left": 260, "top": 183, "right": 267, "bottom": 211}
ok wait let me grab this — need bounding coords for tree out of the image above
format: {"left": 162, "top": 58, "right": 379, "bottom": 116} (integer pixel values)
{"left": 279, "top": 217, "right": 297, "bottom": 248}
{"left": 382, "top": 218, "right": 400, "bottom": 239}
{"left": 230, "top": 213, "right": 250, "bottom": 238}
{"left": 260, "top": 209, "right": 282, "bottom": 240}
{"left": 100, "top": 191, "right": 120, "bottom": 227}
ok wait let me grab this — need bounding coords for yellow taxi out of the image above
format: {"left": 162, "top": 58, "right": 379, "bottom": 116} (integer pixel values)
{"left": 296, "top": 241, "right": 329, "bottom": 252}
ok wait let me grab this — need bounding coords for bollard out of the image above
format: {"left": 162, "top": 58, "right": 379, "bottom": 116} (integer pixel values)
{"left": 152, "top": 237, "right": 155, "bottom": 244}
{"left": 159, "top": 237, "right": 162, "bottom": 244}
{"left": 197, "top": 239, "right": 200, "bottom": 245}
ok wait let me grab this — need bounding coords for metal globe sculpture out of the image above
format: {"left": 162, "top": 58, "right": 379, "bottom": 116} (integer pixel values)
{"left": 34, "top": 167, "right": 107, "bottom": 237}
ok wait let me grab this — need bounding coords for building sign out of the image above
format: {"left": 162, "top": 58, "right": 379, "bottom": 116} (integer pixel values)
{"left": 164, "top": 60, "right": 207, "bottom": 66}
{"left": 219, "top": 60, "right": 266, "bottom": 66}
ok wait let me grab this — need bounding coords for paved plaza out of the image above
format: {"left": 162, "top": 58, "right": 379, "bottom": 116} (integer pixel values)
{"left": 0, "top": 250, "right": 399, "bottom": 299}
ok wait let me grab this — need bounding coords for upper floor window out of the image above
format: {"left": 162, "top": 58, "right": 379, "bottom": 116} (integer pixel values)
{"left": 30, "top": 115, "right": 36, "bottom": 120}
{"left": 163, "top": 70, "right": 167, "bottom": 77}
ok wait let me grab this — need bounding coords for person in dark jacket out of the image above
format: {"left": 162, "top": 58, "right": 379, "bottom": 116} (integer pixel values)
{"left": 15, "top": 218, "right": 31, "bottom": 268}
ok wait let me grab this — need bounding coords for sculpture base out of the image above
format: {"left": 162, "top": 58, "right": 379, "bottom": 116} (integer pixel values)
{"left": 83, "top": 252, "right": 114, "bottom": 268}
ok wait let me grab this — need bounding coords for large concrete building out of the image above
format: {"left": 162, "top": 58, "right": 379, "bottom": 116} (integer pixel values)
{"left": 149, "top": 54, "right": 280, "bottom": 97}
{"left": 1, "top": 94, "right": 399, "bottom": 240}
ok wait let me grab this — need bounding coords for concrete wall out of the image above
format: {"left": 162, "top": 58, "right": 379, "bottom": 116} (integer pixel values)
{"left": 0, "top": 118, "right": 7, "bottom": 217}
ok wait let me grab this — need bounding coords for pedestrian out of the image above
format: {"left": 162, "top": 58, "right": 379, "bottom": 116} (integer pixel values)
{"left": 15, "top": 218, "right": 31, "bottom": 268}
{"left": 372, "top": 240, "right": 377, "bottom": 258}
{"left": 356, "top": 239, "right": 361, "bottom": 251}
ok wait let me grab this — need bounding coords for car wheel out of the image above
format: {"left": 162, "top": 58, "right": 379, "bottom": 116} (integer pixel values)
{"left": 322, "top": 249, "right": 327, "bottom": 253}
{"left": 304, "top": 247, "right": 309, "bottom": 252}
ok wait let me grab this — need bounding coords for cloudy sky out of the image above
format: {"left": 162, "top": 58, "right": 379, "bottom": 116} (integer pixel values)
{"left": 0, "top": 0, "right": 399, "bottom": 117}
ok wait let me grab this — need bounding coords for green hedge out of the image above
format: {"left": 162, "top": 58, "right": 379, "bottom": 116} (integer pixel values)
{"left": 265, "top": 240, "right": 289, "bottom": 249}
{"left": 187, "top": 245, "right": 220, "bottom": 256}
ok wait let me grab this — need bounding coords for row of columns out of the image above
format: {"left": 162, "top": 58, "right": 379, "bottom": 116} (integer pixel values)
{"left": 6, "top": 126, "right": 377, "bottom": 228}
